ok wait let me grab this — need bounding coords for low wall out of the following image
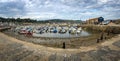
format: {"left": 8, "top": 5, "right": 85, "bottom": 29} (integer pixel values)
{"left": 0, "top": 27, "right": 11, "bottom": 31}
{"left": 82, "top": 25, "right": 120, "bottom": 34}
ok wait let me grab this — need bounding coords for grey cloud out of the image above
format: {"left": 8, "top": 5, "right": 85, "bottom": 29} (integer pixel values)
{"left": 0, "top": 0, "right": 120, "bottom": 20}
{"left": 0, "top": 0, "right": 26, "bottom": 17}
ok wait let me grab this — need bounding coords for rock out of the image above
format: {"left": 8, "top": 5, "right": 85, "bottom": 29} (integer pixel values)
{"left": 113, "top": 40, "right": 120, "bottom": 48}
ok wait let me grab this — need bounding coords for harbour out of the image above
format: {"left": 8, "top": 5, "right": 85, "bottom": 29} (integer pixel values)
{"left": 0, "top": 0, "right": 120, "bottom": 60}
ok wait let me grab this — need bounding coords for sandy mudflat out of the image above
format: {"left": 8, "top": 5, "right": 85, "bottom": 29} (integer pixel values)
{"left": 0, "top": 31, "right": 120, "bottom": 61}
{"left": 2, "top": 29, "right": 115, "bottom": 48}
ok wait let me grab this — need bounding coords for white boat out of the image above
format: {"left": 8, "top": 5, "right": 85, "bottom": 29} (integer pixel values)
{"left": 33, "top": 29, "right": 40, "bottom": 34}
{"left": 18, "top": 26, "right": 33, "bottom": 34}
{"left": 76, "top": 27, "right": 82, "bottom": 33}
{"left": 59, "top": 29, "right": 67, "bottom": 34}
{"left": 69, "top": 27, "right": 76, "bottom": 34}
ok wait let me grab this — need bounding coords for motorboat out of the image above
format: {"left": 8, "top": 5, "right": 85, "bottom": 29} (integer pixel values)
{"left": 59, "top": 29, "right": 67, "bottom": 34}
{"left": 53, "top": 29, "right": 57, "bottom": 33}
{"left": 18, "top": 27, "right": 28, "bottom": 34}
{"left": 69, "top": 27, "right": 76, "bottom": 34}
{"left": 76, "top": 27, "right": 82, "bottom": 34}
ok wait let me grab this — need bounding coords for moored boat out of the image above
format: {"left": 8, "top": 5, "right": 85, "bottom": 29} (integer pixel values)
{"left": 76, "top": 27, "right": 82, "bottom": 34}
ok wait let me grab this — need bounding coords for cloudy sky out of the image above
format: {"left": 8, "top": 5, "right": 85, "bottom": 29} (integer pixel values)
{"left": 0, "top": 0, "right": 120, "bottom": 20}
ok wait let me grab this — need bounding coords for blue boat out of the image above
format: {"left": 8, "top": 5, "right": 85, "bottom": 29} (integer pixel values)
{"left": 53, "top": 29, "right": 57, "bottom": 33}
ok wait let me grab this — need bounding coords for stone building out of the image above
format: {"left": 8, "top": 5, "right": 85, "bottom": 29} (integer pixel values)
{"left": 86, "top": 17, "right": 104, "bottom": 24}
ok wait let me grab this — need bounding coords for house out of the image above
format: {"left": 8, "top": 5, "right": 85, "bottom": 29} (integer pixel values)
{"left": 86, "top": 17, "right": 104, "bottom": 24}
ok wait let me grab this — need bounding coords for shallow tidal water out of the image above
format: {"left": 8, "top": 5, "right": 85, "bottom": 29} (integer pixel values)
{"left": 33, "top": 30, "right": 90, "bottom": 38}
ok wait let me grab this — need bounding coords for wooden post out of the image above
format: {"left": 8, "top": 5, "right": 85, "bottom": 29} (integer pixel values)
{"left": 107, "top": 30, "right": 110, "bottom": 36}
{"left": 104, "top": 36, "right": 107, "bottom": 39}
{"left": 100, "top": 32, "right": 104, "bottom": 40}
{"left": 97, "top": 39, "right": 99, "bottom": 43}
{"left": 63, "top": 42, "right": 66, "bottom": 49}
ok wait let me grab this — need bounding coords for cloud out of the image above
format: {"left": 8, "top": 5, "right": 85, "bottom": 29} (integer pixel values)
{"left": 0, "top": 0, "right": 16, "bottom": 2}
{"left": 22, "top": 12, "right": 59, "bottom": 20}
{"left": 0, "top": 0, "right": 26, "bottom": 17}
{"left": 0, "top": 0, "right": 120, "bottom": 20}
